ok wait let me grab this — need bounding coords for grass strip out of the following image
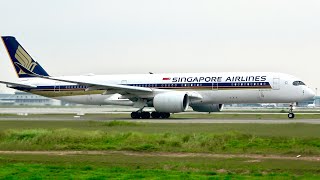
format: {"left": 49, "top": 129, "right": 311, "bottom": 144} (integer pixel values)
{"left": 1, "top": 128, "right": 320, "bottom": 155}
{"left": 1, "top": 153, "right": 320, "bottom": 179}
{"left": 1, "top": 121, "right": 320, "bottom": 138}
{"left": 0, "top": 163, "right": 302, "bottom": 180}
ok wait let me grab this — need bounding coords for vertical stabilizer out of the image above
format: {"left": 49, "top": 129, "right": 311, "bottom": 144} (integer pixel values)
{"left": 1, "top": 36, "right": 49, "bottom": 78}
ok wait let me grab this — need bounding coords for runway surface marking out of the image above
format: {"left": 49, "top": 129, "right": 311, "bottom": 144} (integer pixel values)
{"left": 0, "top": 151, "right": 319, "bottom": 161}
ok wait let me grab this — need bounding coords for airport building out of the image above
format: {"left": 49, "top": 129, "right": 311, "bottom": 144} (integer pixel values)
{"left": 0, "top": 92, "right": 61, "bottom": 106}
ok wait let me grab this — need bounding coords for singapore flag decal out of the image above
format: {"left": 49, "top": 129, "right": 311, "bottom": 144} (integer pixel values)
{"left": 162, "top": 77, "right": 171, "bottom": 80}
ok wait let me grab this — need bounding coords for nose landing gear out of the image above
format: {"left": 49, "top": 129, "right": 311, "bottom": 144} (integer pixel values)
{"left": 288, "top": 104, "right": 295, "bottom": 119}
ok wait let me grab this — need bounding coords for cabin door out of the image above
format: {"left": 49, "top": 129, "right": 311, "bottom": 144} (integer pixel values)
{"left": 54, "top": 81, "right": 60, "bottom": 93}
{"left": 212, "top": 78, "right": 220, "bottom": 90}
{"left": 273, "top": 78, "right": 280, "bottom": 90}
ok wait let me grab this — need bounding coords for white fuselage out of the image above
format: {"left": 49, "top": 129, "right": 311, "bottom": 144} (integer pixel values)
{"left": 12, "top": 72, "right": 315, "bottom": 107}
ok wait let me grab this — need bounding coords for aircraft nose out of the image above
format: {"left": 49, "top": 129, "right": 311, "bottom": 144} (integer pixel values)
{"left": 305, "top": 88, "right": 316, "bottom": 99}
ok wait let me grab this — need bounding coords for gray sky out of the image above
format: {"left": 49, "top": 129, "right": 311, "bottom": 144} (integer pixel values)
{"left": 0, "top": 0, "right": 320, "bottom": 93}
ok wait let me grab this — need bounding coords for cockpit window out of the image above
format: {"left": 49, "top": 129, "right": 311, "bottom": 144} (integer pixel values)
{"left": 293, "top": 81, "right": 305, "bottom": 86}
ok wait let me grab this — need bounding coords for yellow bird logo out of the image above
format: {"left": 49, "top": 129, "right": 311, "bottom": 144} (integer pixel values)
{"left": 14, "top": 46, "right": 37, "bottom": 74}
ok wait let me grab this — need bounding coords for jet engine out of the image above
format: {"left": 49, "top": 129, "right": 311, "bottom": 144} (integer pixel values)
{"left": 191, "top": 104, "right": 224, "bottom": 112}
{"left": 153, "top": 92, "right": 189, "bottom": 113}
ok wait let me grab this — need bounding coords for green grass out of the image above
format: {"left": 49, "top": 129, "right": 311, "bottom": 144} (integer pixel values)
{"left": 101, "top": 120, "right": 143, "bottom": 127}
{"left": 0, "top": 153, "right": 320, "bottom": 179}
{"left": 1, "top": 127, "right": 320, "bottom": 154}
{"left": 1, "top": 120, "right": 320, "bottom": 178}
{"left": 1, "top": 120, "right": 320, "bottom": 138}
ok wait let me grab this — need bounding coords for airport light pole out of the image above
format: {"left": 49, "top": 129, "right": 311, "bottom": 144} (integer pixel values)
{"left": 316, "top": 88, "right": 318, "bottom": 107}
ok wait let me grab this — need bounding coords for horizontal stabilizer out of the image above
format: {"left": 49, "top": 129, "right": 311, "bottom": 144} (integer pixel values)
{"left": 0, "top": 80, "right": 37, "bottom": 88}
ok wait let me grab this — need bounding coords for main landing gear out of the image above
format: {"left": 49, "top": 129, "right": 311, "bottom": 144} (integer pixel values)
{"left": 130, "top": 111, "right": 170, "bottom": 119}
{"left": 288, "top": 103, "right": 295, "bottom": 119}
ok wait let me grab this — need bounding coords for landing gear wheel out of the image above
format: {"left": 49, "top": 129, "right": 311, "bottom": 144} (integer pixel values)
{"left": 131, "top": 112, "right": 141, "bottom": 119}
{"left": 288, "top": 103, "right": 295, "bottom": 119}
{"left": 151, "top": 112, "right": 161, "bottom": 119}
{"left": 160, "top": 112, "right": 170, "bottom": 119}
{"left": 288, "top": 113, "right": 295, "bottom": 119}
{"left": 141, "top": 112, "right": 151, "bottom": 119}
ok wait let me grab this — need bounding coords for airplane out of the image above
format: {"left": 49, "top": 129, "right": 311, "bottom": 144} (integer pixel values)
{"left": 0, "top": 36, "right": 315, "bottom": 119}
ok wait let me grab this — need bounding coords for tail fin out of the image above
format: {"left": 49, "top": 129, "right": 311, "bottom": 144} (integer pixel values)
{"left": 1, "top": 36, "right": 49, "bottom": 78}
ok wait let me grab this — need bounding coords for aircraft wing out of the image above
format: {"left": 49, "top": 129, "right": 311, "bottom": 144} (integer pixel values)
{"left": 15, "top": 62, "right": 152, "bottom": 94}
{"left": 0, "top": 80, "right": 37, "bottom": 88}
{"left": 45, "top": 76, "right": 153, "bottom": 93}
{"left": 14, "top": 63, "right": 203, "bottom": 99}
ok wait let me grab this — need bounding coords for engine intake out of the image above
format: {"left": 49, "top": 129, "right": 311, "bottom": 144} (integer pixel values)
{"left": 153, "top": 92, "right": 189, "bottom": 113}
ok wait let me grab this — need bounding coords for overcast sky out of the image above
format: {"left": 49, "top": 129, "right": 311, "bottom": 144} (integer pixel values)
{"left": 0, "top": 0, "right": 319, "bottom": 93}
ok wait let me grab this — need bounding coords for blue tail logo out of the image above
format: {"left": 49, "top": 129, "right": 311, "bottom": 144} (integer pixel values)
{"left": 1, "top": 36, "right": 49, "bottom": 78}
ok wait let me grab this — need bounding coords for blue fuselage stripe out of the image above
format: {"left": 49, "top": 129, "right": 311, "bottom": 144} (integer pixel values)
{"left": 13, "top": 82, "right": 272, "bottom": 92}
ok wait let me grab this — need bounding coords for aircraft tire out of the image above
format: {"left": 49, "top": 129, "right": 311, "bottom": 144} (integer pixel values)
{"left": 151, "top": 112, "right": 161, "bottom": 119}
{"left": 288, "top": 113, "right": 295, "bottom": 119}
{"left": 165, "top": 113, "right": 171, "bottom": 119}
{"left": 141, "top": 112, "right": 150, "bottom": 119}
{"left": 131, "top": 112, "right": 141, "bottom": 119}
{"left": 160, "top": 112, "right": 170, "bottom": 119}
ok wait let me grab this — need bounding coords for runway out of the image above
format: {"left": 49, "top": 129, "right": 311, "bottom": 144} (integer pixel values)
{"left": 0, "top": 115, "right": 319, "bottom": 124}
{"left": 0, "top": 107, "right": 319, "bottom": 123}
{"left": 0, "top": 107, "right": 319, "bottom": 114}
{"left": 136, "top": 119, "right": 320, "bottom": 124}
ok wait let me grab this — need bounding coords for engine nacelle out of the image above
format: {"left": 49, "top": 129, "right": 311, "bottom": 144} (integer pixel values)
{"left": 153, "top": 92, "right": 189, "bottom": 113}
{"left": 191, "top": 104, "right": 224, "bottom": 112}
